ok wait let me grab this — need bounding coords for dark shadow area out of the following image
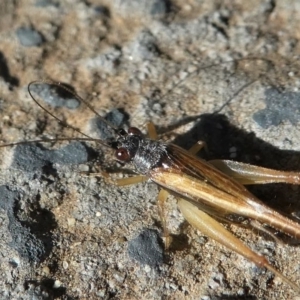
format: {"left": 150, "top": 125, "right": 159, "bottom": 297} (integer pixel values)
{"left": 24, "top": 279, "right": 72, "bottom": 299}
{"left": 155, "top": 216, "right": 190, "bottom": 253}
{"left": 169, "top": 113, "right": 299, "bottom": 167}
{"left": 151, "top": 112, "right": 300, "bottom": 247}
{"left": 49, "top": 82, "right": 77, "bottom": 98}
{"left": 168, "top": 232, "right": 190, "bottom": 252}
{"left": 165, "top": 113, "right": 300, "bottom": 216}
{"left": 0, "top": 52, "right": 19, "bottom": 89}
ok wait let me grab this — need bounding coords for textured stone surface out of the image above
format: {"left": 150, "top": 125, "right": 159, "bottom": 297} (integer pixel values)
{"left": 0, "top": 1, "right": 300, "bottom": 299}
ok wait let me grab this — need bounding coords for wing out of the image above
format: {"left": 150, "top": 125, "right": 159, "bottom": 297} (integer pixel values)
{"left": 150, "top": 143, "right": 300, "bottom": 239}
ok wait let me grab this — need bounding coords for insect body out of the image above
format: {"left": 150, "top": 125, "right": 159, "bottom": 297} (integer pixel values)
{"left": 2, "top": 81, "right": 300, "bottom": 294}
{"left": 113, "top": 124, "right": 300, "bottom": 293}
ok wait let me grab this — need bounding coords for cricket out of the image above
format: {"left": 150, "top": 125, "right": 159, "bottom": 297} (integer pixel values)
{"left": 1, "top": 80, "right": 300, "bottom": 294}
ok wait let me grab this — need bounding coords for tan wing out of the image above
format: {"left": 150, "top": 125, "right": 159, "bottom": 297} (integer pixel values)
{"left": 150, "top": 143, "right": 300, "bottom": 239}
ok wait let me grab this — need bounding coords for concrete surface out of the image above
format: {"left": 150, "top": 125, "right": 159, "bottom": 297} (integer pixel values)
{"left": 0, "top": 1, "right": 300, "bottom": 299}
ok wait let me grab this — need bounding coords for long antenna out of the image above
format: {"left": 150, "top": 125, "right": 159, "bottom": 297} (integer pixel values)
{"left": 0, "top": 137, "right": 109, "bottom": 148}
{"left": 1, "top": 81, "right": 120, "bottom": 148}
{"left": 28, "top": 80, "right": 119, "bottom": 134}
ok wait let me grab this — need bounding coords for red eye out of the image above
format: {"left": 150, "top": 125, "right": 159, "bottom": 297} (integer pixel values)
{"left": 115, "top": 148, "right": 131, "bottom": 162}
{"left": 128, "top": 127, "right": 142, "bottom": 136}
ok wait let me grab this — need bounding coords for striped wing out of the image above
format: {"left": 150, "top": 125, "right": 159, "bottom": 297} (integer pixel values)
{"left": 149, "top": 143, "right": 300, "bottom": 239}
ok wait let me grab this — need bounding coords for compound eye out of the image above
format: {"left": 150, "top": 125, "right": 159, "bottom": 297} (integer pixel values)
{"left": 128, "top": 127, "right": 142, "bottom": 136}
{"left": 115, "top": 148, "right": 131, "bottom": 162}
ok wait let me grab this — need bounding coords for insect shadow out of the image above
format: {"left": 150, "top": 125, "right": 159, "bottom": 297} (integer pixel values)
{"left": 169, "top": 113, "right": 300, "bottom": 235}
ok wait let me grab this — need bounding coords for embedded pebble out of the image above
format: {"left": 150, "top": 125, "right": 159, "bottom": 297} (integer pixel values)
{"left": 16, "top": 27, "right": 43, "bottom": 47}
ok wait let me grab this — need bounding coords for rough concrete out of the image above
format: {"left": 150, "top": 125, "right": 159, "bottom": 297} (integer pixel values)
{"left": 0, "top": 1, "right": 300, "bottom": 299}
